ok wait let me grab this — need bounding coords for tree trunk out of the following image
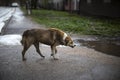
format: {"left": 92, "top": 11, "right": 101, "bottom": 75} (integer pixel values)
{"left": 31, "top": 0, "right": 37, "bottom": 9}
{"left": 69, "top": 0, "right": 72, "bottom": 13}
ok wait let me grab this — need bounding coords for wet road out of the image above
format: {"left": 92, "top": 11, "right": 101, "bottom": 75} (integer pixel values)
{"left": 0, "top": 7, "right": 13, "bottom": 18}
{"left": 3, "top": 8, "right": 42, "bottom": 35}
{"left": 0, "top": 7, "right": 15, "bottom": 33}
{"left": 0, "top": 8, "right": 120, "bottom": 80}
{"left": 75, "top": 36, "right": 120, "bottom": 57}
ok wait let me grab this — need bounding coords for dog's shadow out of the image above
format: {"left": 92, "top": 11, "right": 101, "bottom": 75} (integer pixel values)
{"left": 35, "top": 58, "right": 61, "bottom": 64}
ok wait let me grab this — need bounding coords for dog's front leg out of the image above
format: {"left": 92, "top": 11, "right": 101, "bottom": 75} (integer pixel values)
{"left": 34, "top": 42, "right": 45, "bottom": 59}
{"left": 51, "top": 46, "right": 58, "bottom": 60}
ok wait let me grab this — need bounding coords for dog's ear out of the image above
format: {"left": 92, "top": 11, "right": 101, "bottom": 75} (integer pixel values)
{"left": 64, "top": 37, "right": 69, "bottom": 46}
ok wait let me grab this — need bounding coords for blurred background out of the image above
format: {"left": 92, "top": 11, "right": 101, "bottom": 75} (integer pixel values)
{"left": 0, "top": 0, "right": 120, "bottom": 18}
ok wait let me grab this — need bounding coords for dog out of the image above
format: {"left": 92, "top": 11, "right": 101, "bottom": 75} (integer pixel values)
{"left": 21, "top": 28, "right": 76, "bottom": 61}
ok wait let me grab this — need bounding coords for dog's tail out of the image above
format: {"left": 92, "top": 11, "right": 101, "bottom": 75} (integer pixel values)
{"left": 21, "top": 36, "right": 26, "bottom": 46}
{"left": 21, "top": 30, "right": 30, "bottom": 46}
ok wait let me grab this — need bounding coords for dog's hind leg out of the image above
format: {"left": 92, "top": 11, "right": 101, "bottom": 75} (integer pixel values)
{"left": 22, "top": 44, "right": 31, "bottom": 61}
{"left": 22, "top": 37, "right": 34, "bottom": 61}
{"left": 55, "top": 48, "right": 57, "bottom": 54}
{"left": 34, "top": 42, "right": 45, "bottom": 59}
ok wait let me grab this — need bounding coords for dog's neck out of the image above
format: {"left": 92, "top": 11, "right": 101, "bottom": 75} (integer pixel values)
{"left": 63, "top": 33, "right": 68, "bottom": 40}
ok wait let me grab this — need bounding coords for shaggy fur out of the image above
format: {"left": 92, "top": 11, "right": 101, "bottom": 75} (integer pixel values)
{"left": 21, "top": 28, "right": 75, "bottom": 60}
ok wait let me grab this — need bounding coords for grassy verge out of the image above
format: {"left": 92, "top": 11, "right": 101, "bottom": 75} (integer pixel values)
{"left": 28, "top": 9, "right": 120, "bottom": 36}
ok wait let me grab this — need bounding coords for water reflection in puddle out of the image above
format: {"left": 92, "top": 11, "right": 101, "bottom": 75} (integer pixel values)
{"left": 75, "top": 37, "right": 120, "bottom": 57}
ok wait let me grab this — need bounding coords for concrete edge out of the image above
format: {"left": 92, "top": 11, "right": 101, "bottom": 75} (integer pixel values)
{"left": 0, "top": 15, "right": 13, "bottom": 35}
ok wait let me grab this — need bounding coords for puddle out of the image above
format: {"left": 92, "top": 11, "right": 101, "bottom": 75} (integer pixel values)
{"left": 75, "top": 37, "right": 120, "bottom": 57}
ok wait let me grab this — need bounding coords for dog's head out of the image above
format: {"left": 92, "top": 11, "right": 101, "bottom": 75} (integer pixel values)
{"left": 64, "top": 36, "right": 76, "bottom": 48}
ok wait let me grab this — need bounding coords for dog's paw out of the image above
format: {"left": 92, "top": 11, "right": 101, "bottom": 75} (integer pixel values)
{"left": 51, "top": 54, "right": 54, "bottom": 56}
{"left": 42, "top": 56, "right": 45, "bottom": 59}
{"left": 54, "top": 58, "right": 59, "bottom": 60}
{"left": 22, "top": 58, "right": 27, "bottom": 61}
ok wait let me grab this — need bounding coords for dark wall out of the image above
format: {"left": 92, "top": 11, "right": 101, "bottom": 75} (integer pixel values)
{"left": 0, "top": 0, "right": 20, "bottom": 6}
{"left": 0, "top": 0, "right": 11, "bottom": 6}
{"left": 80, "top": 0, "right": 120, "bottom": 18}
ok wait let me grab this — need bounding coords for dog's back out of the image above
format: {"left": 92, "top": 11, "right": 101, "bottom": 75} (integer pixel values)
{"left": 21, "top": 29, "right": 56, "bottom": 46}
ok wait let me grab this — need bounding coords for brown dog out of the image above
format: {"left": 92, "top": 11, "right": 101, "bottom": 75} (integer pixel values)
{"left": 21, "top": 28, "right": 75, "bottom": 61}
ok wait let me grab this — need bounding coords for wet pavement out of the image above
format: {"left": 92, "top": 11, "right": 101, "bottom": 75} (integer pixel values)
{"left": 0, "top": 7, "right": 120, "bottom": 80}
{"left": 74, "top": 36, "right": 120, "bottom": 57}
{"left": 3, "top": 7, "right": 44, "bottom": 35}
{"left": 0, "top": 7, "right": 15, "bottom": 33}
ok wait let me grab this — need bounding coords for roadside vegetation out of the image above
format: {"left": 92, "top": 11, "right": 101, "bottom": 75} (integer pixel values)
{"left": 28, "top": 9, "right": 120, "bottom": 36}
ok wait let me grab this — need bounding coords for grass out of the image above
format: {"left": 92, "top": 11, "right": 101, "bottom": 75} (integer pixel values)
{"left": 28, "top": 9, "right": 120, "bottom": 36}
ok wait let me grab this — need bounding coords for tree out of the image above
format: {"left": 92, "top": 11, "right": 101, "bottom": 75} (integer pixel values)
{"left": 31, "top": 0, "right": 38, "bottom": 9}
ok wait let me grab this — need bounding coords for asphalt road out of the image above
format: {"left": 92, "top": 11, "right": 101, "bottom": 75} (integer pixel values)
{"left": 0, "top": 8, "right": 120, "bottom": 80}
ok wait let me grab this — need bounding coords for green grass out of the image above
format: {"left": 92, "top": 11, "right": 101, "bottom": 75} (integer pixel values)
{"left": 30, "top": 9, "right": 120, "bottom": 36}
